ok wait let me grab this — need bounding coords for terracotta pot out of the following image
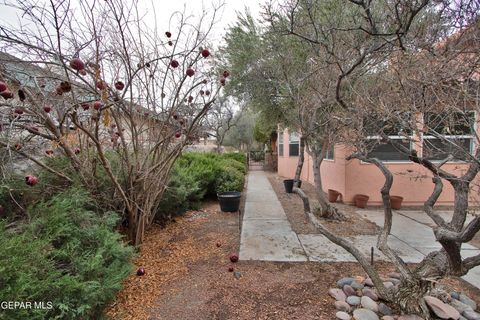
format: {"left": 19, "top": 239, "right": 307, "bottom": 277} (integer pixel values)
{"left": 390, "top": 196, "right": 404, "bottom": 210}
{"left": 328, "top": 189, "right": 340, "bottom": 203}
{"left": 354, "top": 194, "right": 369, "bottom": 208}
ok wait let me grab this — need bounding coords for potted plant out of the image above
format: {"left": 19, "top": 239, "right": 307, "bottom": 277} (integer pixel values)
{"left": 283, "top": 179, "right": 302, "bottom": 193}
{"left": 328, "top": 189, "right": 341, "bottom": 203}
{"left": 217, "top": 191, "right": 242, "bottom": 212}
{"left": 390, "top": 195, "right": 404, "bottom": 210}
{"left": 354, "top": 194, "right": 369, "bottom": 208}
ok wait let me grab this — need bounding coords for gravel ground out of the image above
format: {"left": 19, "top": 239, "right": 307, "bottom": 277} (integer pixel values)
{"left": 267, "top": 173, "right": 379, "bottom": 237}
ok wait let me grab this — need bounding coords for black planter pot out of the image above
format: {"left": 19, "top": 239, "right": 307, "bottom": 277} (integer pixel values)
{"left": 283, "top": 179, "right": 302, "bottom": 193}
{"left": 217, "top": 191, "right": 242, "bottom": 212}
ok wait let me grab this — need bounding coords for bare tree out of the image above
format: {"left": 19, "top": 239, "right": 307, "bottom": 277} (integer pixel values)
{"left": 203, "top": 95, "right": 239, "bottom": 152}
{"left": 0, "top": 0, "right": 226, "bottom": 245}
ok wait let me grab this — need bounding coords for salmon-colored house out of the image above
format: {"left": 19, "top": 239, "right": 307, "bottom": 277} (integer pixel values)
{"left": 277, "top": 120, "right": 479, "bottom": 206}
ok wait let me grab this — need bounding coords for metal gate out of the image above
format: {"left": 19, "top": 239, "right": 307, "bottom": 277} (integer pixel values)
{"left": 248, "top": 151, "right": 265, "bottom": 171}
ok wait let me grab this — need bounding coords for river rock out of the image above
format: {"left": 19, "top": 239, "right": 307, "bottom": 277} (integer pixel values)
{"left": 424, "top": 295, "right": 461, "bottom": 319}
{"left": 388, "top": 278, "right": 401, "bottom": 285}
{"left": 378, "top": 303, "right": 393, "bottom": 315}
{"left": 335, "top": 301, "right": 352, "bottom": 313}
{"left": 361, "top": 296, "right": 379, "bottom": 313}
{"left": 364, "top": 278, "right": 374, "bottom": 287}
{"left": 381, "top": 317, "right": 395, "bottom": 320}
{"left": 459, "top": 295, "right": 477, "bottom": 311}
{"left": 338, "top": 277, "right": 355, "bottom": 287}
{"left": 383, "top": 281, "right": 394, "bottom": 289}
{"left": 363, "top": 288, "right": 379, "bottom": 301}
{"left": 344, "top": 285, "right": 357, "bottom": 296}
{"left": 353, "top": 308, "right": 379, "bottom": 320}
{"left": 337, "top": 311, "right": 352, "bottom": 320}
{"left": 347, "top": 295, "right": 361, "bottom": 306}
{"left": 355, "top": 276, "right": 366, "bottom": 284}
{"left": 451, "top": 292, "right": 461, "bottom": 300}
{"left": 463, "top": 310, "right": 480, "bottom": 320}
{"left": 330, "top": 288, "right": 347, "bottom": 301}
{"left": 351, "top": 281, "right": 365, "bottom": 290}
{"left": 451, "top": 299, "right": 474, "bottom": 313}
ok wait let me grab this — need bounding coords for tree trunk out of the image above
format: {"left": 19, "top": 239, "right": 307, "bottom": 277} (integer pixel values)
{"left": 311, "top": 146, "right": 346, "bottom": 220}
{"left": 292, "top": 137, "right": 311, "bottom": 214}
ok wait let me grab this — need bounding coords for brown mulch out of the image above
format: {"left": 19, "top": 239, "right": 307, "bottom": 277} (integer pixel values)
{"left": 106, "top": 174, "right": 480, "bottom": 320}
{"left": 267, "top": 173, "right": 379, "bottom": 237}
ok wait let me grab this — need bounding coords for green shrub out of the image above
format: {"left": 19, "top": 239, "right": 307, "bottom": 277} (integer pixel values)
{"left": 0, "top": 188, "right": 133, "bottom": 320}
{"left": 157, "top": 164, "right": 203, "bottom": 217}
{"left": 156, "top": 152, "right": 247, "bottom": 218}
{"left": 215, "top": 165, "right": 245, "bottom": 193}
{"left": 222, "top": 152, "right": 247, "bottom": 165}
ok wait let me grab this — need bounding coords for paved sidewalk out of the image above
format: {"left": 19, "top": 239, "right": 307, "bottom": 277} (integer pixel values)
{"left": 239, "top": 171, "right": 480, "bottom": 289}
{"left": 240, "top": 171, "right": 307, "bottom": 261}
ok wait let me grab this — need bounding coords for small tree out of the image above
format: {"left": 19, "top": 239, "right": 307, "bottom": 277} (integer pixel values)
{"left": 0, "top": 0, "right": 226, "bottom": 245}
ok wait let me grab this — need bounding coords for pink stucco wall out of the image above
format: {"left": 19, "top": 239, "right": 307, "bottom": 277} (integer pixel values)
{"left": 277, "top": 128, "right": 480, "bottom": 206}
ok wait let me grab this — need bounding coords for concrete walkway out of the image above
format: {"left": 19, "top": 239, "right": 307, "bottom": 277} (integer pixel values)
{"left": 240, "top": 171, "right": 480, "bottom": 289}
{"left": 240, "top": 171, "right": 307, "bottom": 261}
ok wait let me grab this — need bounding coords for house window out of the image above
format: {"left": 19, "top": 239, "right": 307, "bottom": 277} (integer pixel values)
{"left": 278, "top": 131, "right": 284, "bottom": 157}
{"left": 325, "top": 145, "right": 334, "bottom": 160}
{"left": 422, "top": 112, "right": 475, "bottom": 161}
{"left": 289, "top": 132, "right": 300, "bottom": 156}
{"left": 364, "top": 113, "right": 413, "bottom": 162}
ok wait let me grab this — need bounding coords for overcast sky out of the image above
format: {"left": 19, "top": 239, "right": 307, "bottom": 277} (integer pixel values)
{"left": 0, "top": 0, "right": 264, "bottom": 45}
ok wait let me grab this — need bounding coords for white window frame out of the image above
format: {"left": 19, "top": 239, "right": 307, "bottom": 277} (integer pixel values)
{"left": 421, "top": 111, "right": 476, "bottom": 162}
{"left": 278, "top": 130, "right": 284, "bottom": 157}
{"left": 324, "top": 145, "right": 334, "bottom": 161}
{"left": 289, "top": 132, "right": 300, "bottom": 157}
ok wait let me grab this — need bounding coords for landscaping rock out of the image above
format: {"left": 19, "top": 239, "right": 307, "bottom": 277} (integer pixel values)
{"left": 378, "top": 303, "right": 393, "bottom": 315}
{"left": 364, "top": 278, "right": 374, "bottom": 287}
{"left": 330, "top": 288, "right": 347, "bottom": 302}
{"left": 388, "top": 278, "right": 401, "bottom": 285}
{"left": 451, "top": 299, "right": 474, "bottom": 313}
{"left": 383, "top": 281, "right": 394, "bottom": 289}
{"left": 337, "top": 311, "right": 352, "bottom": 320}
{"left": 387, "top": 272, "right": 401, "bottom": 279}
{"left": 398, "top": 315, "right": 424, "bottom": 320}
{"left": 344, "top": 285, "right": 357, "bottom": 296}
{"left": 353, "top": 308, "right": 379, "bottom": 320}
{"left": 347, "top": 296, "right": 361, "bottom": 306}
{"left": 451, "top": 292, "right": 460, "bottom": 300}
{"left": 363, "top": 288, "right": 379, "bottom": 301}
{"left": 335, "top": 301, "right": 352, "bottom": 313}
{"left": 424, "top": 295, "right": 461, "bottom": 320}
{"left": 459, "top": 295, "right": 477, "bottom": 311}
{"left": 338, "top": 277, "right": 355, "bottom": 287}
{"left": 381, "top": 317, "right": 395, "bottom": 320}
{"left": 351, "top": 281, "right": 365, "bottom": 290}
{"left": 463, "top": 310, "right": 480, "bottom": 320}
{"left": 355, "top": 276, "right": 366, "bottom": 284}
{"left": 361, "top": 296, "right": 379, "bottom": 313}
{"left": 460, "top": 316, "right": 467, "bottom": 320}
